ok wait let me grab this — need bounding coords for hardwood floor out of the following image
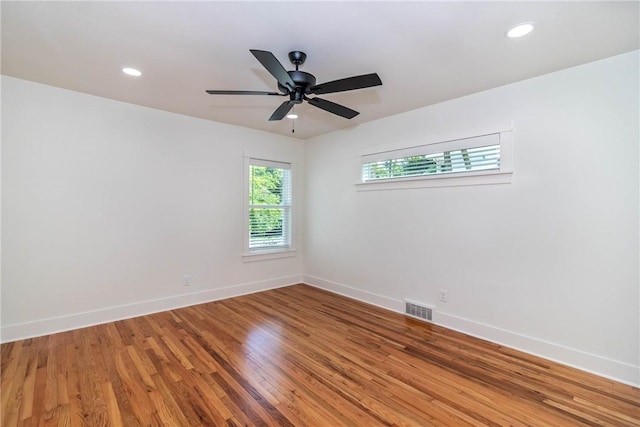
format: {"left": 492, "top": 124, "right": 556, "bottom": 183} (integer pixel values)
{"left": 1, "top": 284, "right": 639, "bottom": 426}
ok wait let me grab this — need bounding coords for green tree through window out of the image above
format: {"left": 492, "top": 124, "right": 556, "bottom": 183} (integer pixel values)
{"left": 368, "top": 155, "right": 438, "bottom": 179}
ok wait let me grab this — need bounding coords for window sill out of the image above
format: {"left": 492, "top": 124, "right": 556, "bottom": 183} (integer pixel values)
{"left": 356, "top": 170, "right": 512, "bottom": 191}
{"left": 242, "top": 248, "right": 297, "bottom": 262}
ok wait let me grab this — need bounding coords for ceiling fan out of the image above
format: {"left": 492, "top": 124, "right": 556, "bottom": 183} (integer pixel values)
{"left": 206, "top": 49, "right": 382, "bottom": 121}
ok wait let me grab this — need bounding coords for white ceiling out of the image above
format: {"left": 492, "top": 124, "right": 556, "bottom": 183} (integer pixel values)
{"left": 2, "top": 1, "right": 638, "bottom": 140}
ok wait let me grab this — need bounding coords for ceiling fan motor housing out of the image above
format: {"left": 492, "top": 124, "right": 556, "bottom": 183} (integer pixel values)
{"left": 278, "top": 70, "right": 316, "bottom": 102}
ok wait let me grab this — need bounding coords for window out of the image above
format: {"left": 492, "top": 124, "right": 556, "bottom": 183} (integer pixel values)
{"left": 246, "top": 158, "right": 292, "bottom": 254}
{"left": 362, "top": 144, "right": 500, "bottom": 181}
{"left": 358, "top": 132, "right": 512, "bottom": 190}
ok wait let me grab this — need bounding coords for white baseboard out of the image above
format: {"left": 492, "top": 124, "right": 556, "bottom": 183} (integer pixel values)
{"left": 302, "top": 274, "right": 640, "bottom": 388}
{"left": 1, "top": 274, "right": 303, "bottom": 343}
{"left": 303, "top": 274, "right": 404, "bottom": 312}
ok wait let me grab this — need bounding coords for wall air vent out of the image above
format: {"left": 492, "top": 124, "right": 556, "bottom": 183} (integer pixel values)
{"left": 404, "top": 299, "right": 434, "bottom": 322}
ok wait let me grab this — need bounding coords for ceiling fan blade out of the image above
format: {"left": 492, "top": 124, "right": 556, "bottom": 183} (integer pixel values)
{"left": 250, "top": 49, "right": 296, "bottom": 92}
{"left": 206, "top": 90, "right": 285, "bottom": 96}
{"left": 309, "top": 73, "right": 382, "bottom": 95}
{"left": 306, "top": 97, "right": 359, "bottom": 119}
{"left": 269, "top": 101, "right": 295, "bottom": 121}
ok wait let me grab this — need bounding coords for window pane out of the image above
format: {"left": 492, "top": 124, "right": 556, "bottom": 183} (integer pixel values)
{"left": 249, "top": 207, "right": 289, "bottom": 248}
{"left": 249, "top": 166, "right": 284, "bottom": 205}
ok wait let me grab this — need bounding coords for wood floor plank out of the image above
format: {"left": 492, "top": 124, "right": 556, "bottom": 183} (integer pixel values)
{"left": 2, "top": 284, "right": 639, "bottom": 426}
{"left": 18, "top": 344, "right": 38, "bottom": 422}
{"left": 102, "top": 382, "right": 123, "bottom": 427}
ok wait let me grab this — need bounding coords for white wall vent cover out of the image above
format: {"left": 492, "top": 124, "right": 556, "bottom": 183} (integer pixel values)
{"left": 404, "top": 299, "right": 434, "bottom": 322}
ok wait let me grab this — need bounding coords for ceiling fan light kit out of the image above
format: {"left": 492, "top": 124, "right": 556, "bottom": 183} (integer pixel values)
{"left": 206, "top": 49, "right": 382, "bottom": 121}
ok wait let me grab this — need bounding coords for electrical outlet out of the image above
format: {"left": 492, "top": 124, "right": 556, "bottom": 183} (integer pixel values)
{"left": 439, "top": 289, "right": 448, "bottom": 302}
{"left": 183, "top": 275, "right": 191, "bottom": 287}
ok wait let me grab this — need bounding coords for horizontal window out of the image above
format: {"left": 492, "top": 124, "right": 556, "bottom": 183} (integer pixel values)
{"left": 362, "top": 144, "right": 500, "bottom": 181}
{"left": 358, "top": 132, "right": 512, "bottom": 190}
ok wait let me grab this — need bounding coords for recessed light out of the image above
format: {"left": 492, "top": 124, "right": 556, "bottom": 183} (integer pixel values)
{"left": 507, "top": 23, "right": 534, "bottom": 38}
{"left": 286, "top": 113, "right": 298, "bottom": 119}
{"left": 122, "top": 67, "right": 142, "bottom": 77}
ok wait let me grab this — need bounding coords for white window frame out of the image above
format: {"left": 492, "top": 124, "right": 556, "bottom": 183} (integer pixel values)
{"left": 356, "top": 131, "right": 513, "bottom": 191}
{"left": 242, "top": 157, "right": 296, "bottom": 262}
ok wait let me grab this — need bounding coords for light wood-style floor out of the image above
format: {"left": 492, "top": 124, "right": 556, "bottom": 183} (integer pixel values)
{"left": 1, "top": 284, "right": 639, "bottom": 426}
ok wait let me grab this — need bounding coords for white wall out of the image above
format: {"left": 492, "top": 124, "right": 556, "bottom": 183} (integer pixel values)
{"left": 304, "top": 51, "right": 639, "bottom": 386}
{"left": 1, "top": 76, "right": 304, "bottom": 340}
